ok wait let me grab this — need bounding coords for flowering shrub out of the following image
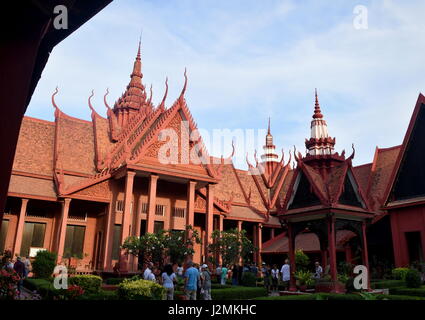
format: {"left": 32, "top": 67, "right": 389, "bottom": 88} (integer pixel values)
{"left": 66, "top": 285, "right": 85, "bottom": 300}
{"left": 0, "top": 269, "right": 19, "bottom": 300}
{"left": 117, "top": 279, "right": 165, "bottom": 300}
{"left": 69, "top": 275, "right": 102, "bottom": 294}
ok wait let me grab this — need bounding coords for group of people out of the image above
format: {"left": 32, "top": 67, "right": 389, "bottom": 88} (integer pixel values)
{"left": 2, "top": 255, "right": 32, "bottom": 297}
{"left": 140, "top": 261, "right": 212, "bottom": 300}
{"left": 261, "top": 259, "right": 324, "bottom": 293}
{"left": 214, "top": 263, "right": 259, "bottom": 286}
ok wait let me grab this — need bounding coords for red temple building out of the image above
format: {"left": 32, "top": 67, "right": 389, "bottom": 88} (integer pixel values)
{"left": 0, "top": 42, "right": 424, "bottom": 274}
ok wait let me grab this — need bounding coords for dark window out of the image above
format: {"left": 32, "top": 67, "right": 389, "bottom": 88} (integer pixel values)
{"left": 406, "top": 231, "right": 423, "bottom": 264}
{"left": 111, "top": 224, "right": 122, "bottom": 260}
{"left": 154, "top": 221, "right": 164, "bottom": 234}
{"left": 64, "top": 225, "right": 85, "bottom": 258}
{"left": 139, "top": 220, "right": 146, "bottom": 237}
{"left": 289, "top": 173, "right": 321, "bottom": 210}
{"left": 339, "top": 175, "right": 363, "bottom": 207}
{"left": 0, "top": 220, "right": 9, "bottom": 253}
{"left": 21, "top": 222, "right": 46, "bottom": 256}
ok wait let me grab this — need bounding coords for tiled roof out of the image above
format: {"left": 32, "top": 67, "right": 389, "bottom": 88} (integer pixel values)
{"left": 13, "top": 117, "right": 55, "bottom": 177}
{"left": 8, "top": 174, "right": 56, "bottom": 199}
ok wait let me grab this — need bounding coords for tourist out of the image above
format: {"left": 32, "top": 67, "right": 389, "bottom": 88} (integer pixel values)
{"left": 271, "top": 264, "right": 279, "bottom": 293}
{"left": 162, "top": 264, "right": 177, "bottom": 300}
{"left": 281, "top": 259, "right": 290, "bottom": 291}
{"left": 3, "top": 257, "right": 14, "bottom": 271}
{"left": 215, "top": 264, "right": 222, "bottom": 282}
{"left": 143, "top": 262, "right": 153, "bottom": 280}
{"left": 200, "top": 264, "right": 212, "bottom": 300}
{"left": 231, "top": 264, "right": 239, "bottom": 286}
{"left": 176, "top": 263, "right": 183, "bottom": 279}
{"left": 220, "top": 264, "right": 228, "bottom": 285}
{"left": 250, "top": 263, "right": 258, "bottom": 277}
{"left": 184, "top": 261, "right": 200, "bottom": 300}
{"left": 13, "top": 256, "right": 25, "bottom": 297}
{"left": 146, "top": 266, "right": 157, "bottom": 282}
{"left": 314, "top": 261, "right": 323, "bottom": 280}
{"left": 261, "top": 262, "right": 271, "bottom": 294}
{"left": 22, "top": 256, "right": 31, "bottom": 278}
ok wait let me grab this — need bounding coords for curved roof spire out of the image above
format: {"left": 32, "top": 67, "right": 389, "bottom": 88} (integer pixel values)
{"left": 51, "top": 86, "right": 59, "bottom": 109}
{"left": 313, "top": 88, "right": 324, "bottom": 119}
{"left": 179, "top": 68, "right": 188, "bottom": 98}
{"left": 88, "top": 90, "right": 95, "bottom": 112}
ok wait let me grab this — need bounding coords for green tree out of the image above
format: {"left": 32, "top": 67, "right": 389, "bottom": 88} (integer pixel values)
{"left": 122, "top": 225, "right": 201, "bottom": 268}
{"left": 208, "top": 228, "right": 257, "bottom": 267}
{"left": 295, "top": 249, "right": 310, "bottom": 271}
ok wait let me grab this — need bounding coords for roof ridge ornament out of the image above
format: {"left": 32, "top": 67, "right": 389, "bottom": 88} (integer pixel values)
{"left": 51, "top": 86, "right": 59, "bottom": 110}
{"left": 88, "top": 89, "right": 95, "bottom": 112}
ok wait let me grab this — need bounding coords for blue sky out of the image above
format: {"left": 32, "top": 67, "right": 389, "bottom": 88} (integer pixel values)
{"left": 26, "top": 0, "right": 425, "bottom": 169}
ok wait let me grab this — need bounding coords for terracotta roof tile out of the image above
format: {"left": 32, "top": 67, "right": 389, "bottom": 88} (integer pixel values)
{"left": 8, "top": 174, "right": 56, "bottom": 199}
{"left": 13, "top": 117, "right": 55, "bottom": 176}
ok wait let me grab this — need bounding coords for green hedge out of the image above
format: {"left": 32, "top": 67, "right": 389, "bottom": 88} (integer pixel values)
{"left": 69, "top": 275, "right": 102, "bottom": 294}
{"left": 105, "top": 278, "right": 125, "bottom": 285}
{"left": 240, "top": 272, "right": 257, "bottom": 287}
{"left": 392, "top": 268, "right": 410, "bottom": 280}
{"left": 23, "top": 278, "right": 63, "bottom": 299}
{"left": 212, "top": 287, "right": 267, "bottom": 300}
{"left": 389, "top": 286, "right": 425, "bottom": 297}
{"left": 117, "top": 279, "right": 165, "bottom": 300}
{"left": 211, "top": 283, "right": 233, "bottom": 290}
{"left": 371, "top": 280, "right": 405, "bottom": 289}
{"left": 79, "top": 290, "right": 118, "bottom": 300}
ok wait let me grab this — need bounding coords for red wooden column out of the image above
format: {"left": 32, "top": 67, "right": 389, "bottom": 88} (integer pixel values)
{"left": 120, "top": 171, "right": 136, "bottom": 272}
{"left": 146, "top": 174, "right": 159, "bottom": 234}
{"left": 362, "top": 221, "right": 371, "bottom": 290}
{"left": 57, "top": 198, "right": 71, "bottom": 262}
{"left": 270, "top": 228, "right": 275, "bottom": 239}
{"left": 321, "top": 249, "right": 328, "bottom": 269}
{"left": 253, "top": 224, "right": 258, "bottom": 264}
{"left": 237, "top": 220, "right": 242, "bottom": 232}
{"left": 13, "top": 198, "right": 28, "bottom": 257}
{"left": 327, "top": 216, "right": 338, "bottom": 283}
{"left": 186, "top": 180, "right": 196, "bottom": 228}
{"left": 257, "top": 223, "right": 263, "bottom": 266}
{"left": 218, "top": 215, "right": 224, "bottom": 265}
{"left": 205, "top": 183, "right": 215, "bottom": 261}
{"left": 287, "top": 223, "right": 297, "bottom": 292}
{"left": 102, "top": 201, "right": 115, "bottom": 271}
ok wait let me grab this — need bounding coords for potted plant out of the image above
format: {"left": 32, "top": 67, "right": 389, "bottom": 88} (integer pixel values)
{"left": 295, "top": 270, "right": 313, "bottom": 292}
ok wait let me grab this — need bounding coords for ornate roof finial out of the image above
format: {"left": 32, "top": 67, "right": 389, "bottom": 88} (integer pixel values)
{"left": 267, "top": 117, "right": 271, "bottom": 135}
{"left": 180, "top": 68, "right": 188, "bottom": 98}
{"left": 88, "top": 90, "right": 95, "bottom": 112}
{"left": 104, "top": 88, "right": 111, "bottom": 110}
{"left": 159, "top": 77, "right": 168, "bottom": 110}
{"left": 313, "top": 88, "right": 323, "bottom": 119}
{"left": 52, "top": 86, "right": 59, "bottom": 109}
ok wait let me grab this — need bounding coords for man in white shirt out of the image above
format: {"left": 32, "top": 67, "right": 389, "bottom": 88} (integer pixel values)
{"left": 314, "top": 261, "right": 323, "bottom": 279}
{"left": 280, "top": 259, "right": 290, "bottom": 291}
{"left": 143, "top": 262, "right": 153, "bottom": 280}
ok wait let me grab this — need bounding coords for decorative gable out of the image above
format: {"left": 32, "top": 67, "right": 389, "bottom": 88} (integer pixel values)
{"left": 288, "top": 171, "right": 322, "bottom": 210}
{"left": 338, "top": 171, "right": 364, "bottom": 208}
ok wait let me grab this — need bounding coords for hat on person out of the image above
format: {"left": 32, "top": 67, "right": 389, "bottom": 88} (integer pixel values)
{"left": 262, "top": 262, "right": 266, "bottom": 265}
{"left": 202, "top": 264, "right": 208, "bottom": 269}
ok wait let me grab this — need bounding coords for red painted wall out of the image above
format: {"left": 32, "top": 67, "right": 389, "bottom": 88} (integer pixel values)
{"left": 390, "top": 205, "right": 425, "bottom": 267}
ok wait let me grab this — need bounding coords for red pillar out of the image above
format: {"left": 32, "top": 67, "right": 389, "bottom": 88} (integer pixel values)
{"left": 120, "top": 171, "right": 136, "bottom": 272}
{"left": 270, "top": 228, "right": 275, "bottom": 239}
{"left": 362, "top": 221, "right": 371, "bottom": 290}
{"left": 257, "top": 223, "right": 263, "bottom": 266}
{"left": 205, "top": 184, "right": 214, "bottom": 263}
{"left": 327, "top": 216, "right": 338, "bottom": 283}
{"left": 102, "top": 201, "right": 115, "bottom": 271}
{"left": 287, "top": 223, "right": 297, "bottom": 292}
{"left": 13, "top": 198, "right": 28, "bottom": 257}
{"left": 218, "top": 215, "right": 224, "bottom": 265}
{"left": 57, "top": 198, "right": 71, "bottom": 262}
{"left": 186, "top": 181, "right": 196, "bottom": 229}
{"left": 146, "top": 174, "right": 159, "bottom": 234}
{"left": 321, "top": 249, "right": 328, "bottom": 270}
{"left": 253, "top": 224, "right": 258, "bottom": 264}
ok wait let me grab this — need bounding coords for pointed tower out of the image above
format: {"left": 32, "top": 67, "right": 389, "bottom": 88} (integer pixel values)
{"left": 261, "top": 117, "right": 279, "bottom": 162}
{"left": 113, "top": 40, "right": 148, "bottom": 128}
{"left": 305, "top": 89, "right": 336, "bottom": 156}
